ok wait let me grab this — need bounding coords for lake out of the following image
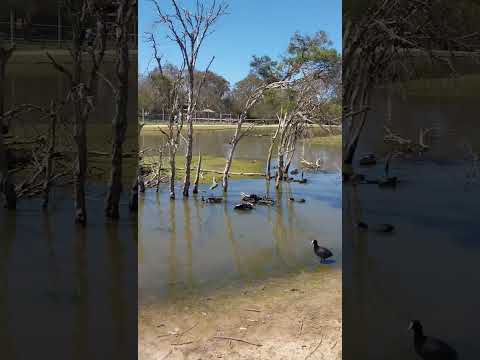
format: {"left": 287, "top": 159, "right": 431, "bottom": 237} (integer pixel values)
{"left": 138, "top": 127, "right": 342, "bottom": 304}
{"left": 343, "top": 74, "right": 480, "bottom": 359}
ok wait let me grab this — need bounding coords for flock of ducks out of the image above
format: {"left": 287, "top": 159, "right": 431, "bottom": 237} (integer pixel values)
{"left": 203, "top": 154, "right": 458, "bottom": 359}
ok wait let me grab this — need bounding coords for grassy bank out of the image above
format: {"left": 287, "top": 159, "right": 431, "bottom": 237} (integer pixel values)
{"left": 142, "top": 155, "right": 266, "bottom": 184}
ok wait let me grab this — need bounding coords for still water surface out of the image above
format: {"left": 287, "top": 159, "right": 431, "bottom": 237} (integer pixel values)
{"left": 343, "top": 75, "right": 480, "bottom": 359}
{"left": 139, "top": 128, "right": 342, "bottom": 304}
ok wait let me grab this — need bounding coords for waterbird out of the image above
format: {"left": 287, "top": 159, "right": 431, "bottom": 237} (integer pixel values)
{"left": 311, "top": 240, "right": 333, "bottom": 263}
{"left": 409, "top": 320, "right": 458, "bottom": 360}
{"left": 357, "top": 221, "right": 394, "bottom": 233}
{"left": 210, "top": 176, "right": 218, "bottom": 190}
{"left": 234, "top": 202, "right": 254, "bottom": 211}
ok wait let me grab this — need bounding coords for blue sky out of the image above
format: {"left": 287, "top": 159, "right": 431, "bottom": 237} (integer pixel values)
{"left": 139, "top": 0, "right": 342, "bottom": 86}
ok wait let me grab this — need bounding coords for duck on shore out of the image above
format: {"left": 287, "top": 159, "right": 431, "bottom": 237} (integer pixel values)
{"left": 311, "top": 240, "right": 333, "bottom": 263}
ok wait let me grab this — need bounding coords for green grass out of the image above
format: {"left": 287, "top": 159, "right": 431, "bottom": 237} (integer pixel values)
{"left": 142, "top": 154, "right": 266, "bottom": 184}
{"left": 307, "top": 134, "right": 342, "bottom": 146}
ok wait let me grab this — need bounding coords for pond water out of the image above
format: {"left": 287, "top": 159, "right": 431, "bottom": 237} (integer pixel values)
{"left": 138, "top": 128, "right": 342, "bottom": 304}
{"left": 343, "top": 74, "right": 480, "bottom": 359}
{"left": 0, "top": 187, "right": 137, "bottom": 360}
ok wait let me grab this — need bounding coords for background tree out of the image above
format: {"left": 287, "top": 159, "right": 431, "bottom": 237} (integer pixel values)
{"left": 343, "top": 0, "right": 480, "bottom": 171}
{"left": 151, "top": 0, "right": 228, "bottom": 197}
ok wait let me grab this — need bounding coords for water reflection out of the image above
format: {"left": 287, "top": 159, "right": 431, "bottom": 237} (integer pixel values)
{"left": 0, "top": 190, "right": 137, "bottom": 360}
{"left": 139, "top": 134, "right": 342, "bottom": 304}
{"left": 344, "top": 74, "right": 480, "bottom": 359}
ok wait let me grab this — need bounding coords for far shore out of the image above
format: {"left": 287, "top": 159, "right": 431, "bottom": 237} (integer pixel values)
{"left": 142, "top": 123, "right": 341, "bottom": 132}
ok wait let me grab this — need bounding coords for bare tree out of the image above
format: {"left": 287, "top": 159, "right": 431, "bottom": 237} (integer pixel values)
{"left": 221, "top": 79, "right": 292, "bottom": 192}
{"left": 342, "top": 0, "right": 480, "bottom": 171}
{"left": 151, "top": 0, "right": 228, "bottom": 197}
{"left": 105, "top": 0, "right": 137, "bottom": 219}
{"left": 147, "top": 32, "right": 185, "bottom": 199}
{"left": 0, "top": 45, "right": 16, "bottom": 209}
{"left": 46, "top": 0, "right": 107, "bottom": 224}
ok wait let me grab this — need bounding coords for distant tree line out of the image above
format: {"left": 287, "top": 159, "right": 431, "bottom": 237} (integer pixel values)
{"left": 139, "top": 31, "right": 341, "bottom": 121}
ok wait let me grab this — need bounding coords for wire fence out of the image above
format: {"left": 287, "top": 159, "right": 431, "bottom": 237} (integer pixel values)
{"left": 0, "top": 21, "right": 137, "bottom": 49}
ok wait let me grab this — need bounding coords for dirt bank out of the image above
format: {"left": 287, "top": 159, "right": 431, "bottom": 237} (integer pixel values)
{"left": 139, "top": 269, "right": 341, "bottom": 360}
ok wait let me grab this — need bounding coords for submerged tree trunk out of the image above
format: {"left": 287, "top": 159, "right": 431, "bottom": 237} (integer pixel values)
{"left": 182, "top": 113, "right": 193, "bottom": 197}
{"left": 222, "top": 141, "right": 238, "bottom": 192}
{"left": 128, "top": 167, "right": 139, "bottom": 212}
{"left": 169, "top": 144, "right": 176, "bottom": 199}
{"left": 193, "top": 153, "right": 202, "bottom": 194}
{"left": 71, "top": 17, "right": 88, "bottom": 224}
{"left": 106, "top": 8, "right": 130, "bottom": 219}
{"left": 275, "top": 154, "right": 284, "bottom": 189}
{"left": 343, "top": 92, "right": 369, "bottom": 166}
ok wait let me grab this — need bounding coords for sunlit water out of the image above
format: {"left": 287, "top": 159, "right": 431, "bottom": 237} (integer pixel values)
{"left": 139, "top": 128, "right": 342, "bottom": 304}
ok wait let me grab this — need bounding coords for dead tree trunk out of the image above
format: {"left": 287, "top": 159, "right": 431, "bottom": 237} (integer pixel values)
{"left": 156, "top": 148, "right": 163, "bottom": 192}
{"left": 47, "top": 2, "right": 107, "bottom": 224}
{"left": 266, "top": 125, "right": 280, "bottom": 180}
{"left": 105, "top": 0, "right": 135, "bottom": 219}
{"left": 222, "top": 117, "right": 243, "bottom": 192}
{"left": 0, "top": 45, "right": 16, "bottom": 210}
{"left": 182, "top": 111, "right": 193, "bottom": 197}
{"left": 169, "top": 146, "right": 176, "bottom": 199}
{"left": 43, "top": 101, "right": 57, "bottom": 209}
{"left": 193, "top": 153, "right": 201, "bottom": 194}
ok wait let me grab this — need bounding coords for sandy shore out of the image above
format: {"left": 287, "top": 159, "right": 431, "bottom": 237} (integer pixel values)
{"left": 139, "top": 269, "right": 341, "bottom": 360}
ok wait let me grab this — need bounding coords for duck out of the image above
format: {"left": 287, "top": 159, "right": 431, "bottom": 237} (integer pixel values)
{"left": 290, "top": 168, "right": 299, "bottom": 175}
{"left": 378, "top": 176, "right": 398, "bottom": 187}
{"left": 234, "top": 202, "right": 254, "bottom": 211}
{"left": 311, "top": 240, "right": 333, "bottom": 263}
{"left": 289, "top": 197, "right": 306, "bottom": 203}
{"left": 357, "top": 221, "right": 394, "bottom": 233}
{"left": 359, "top": 153, "right": 377, "bottom": 166}
{"left": 409, "top": 320, "right": 458, "bottom": 360}
{"left": 210, "top": 176, "right": 218, "bottom": 190}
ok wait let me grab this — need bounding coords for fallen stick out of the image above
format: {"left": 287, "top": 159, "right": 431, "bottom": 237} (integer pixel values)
{"left": 213, "top": 336, "right": 262, "bottom": 347}
{"left": 155, "top": 166, "right": 265, "bottom": 177}
{"left": 159, "top": 349, "right": 172, "bottom": 360}
{"left": 171, "top": 341, "right": 194, "bottom": 346}
{"left": 305, "top": 335, "right": 323, "bottom": 360}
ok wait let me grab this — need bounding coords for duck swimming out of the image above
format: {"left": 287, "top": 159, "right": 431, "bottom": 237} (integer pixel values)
{"left": 357, "top": 221, "right": 394, "bottom": 233}
{"left": 311, "top": 240, "right": 333, "bottom": 263}
{"left": 409, "top": 320, "right": 457, "bottom": 360}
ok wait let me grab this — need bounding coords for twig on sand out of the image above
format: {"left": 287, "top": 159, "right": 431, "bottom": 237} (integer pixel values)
{"left": 213, "top": 336, "right": 262, "bottom": 347}
{"left": 305, "top": 334, "right": 323, "bottom": 359}
{"left": 178, "top": 323, "right": 198, "bottom": 337}
{"left": 171, "top": 340, "right": 194, "bottom": 346}
{"left": 244, "top": 308, "right": 262, "bottom": 313}
{"left": 160, "top": 349, "right": 172, "bottom": 360}
{"left": 298, "top": 317, "right": 304, "bottom": 336}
